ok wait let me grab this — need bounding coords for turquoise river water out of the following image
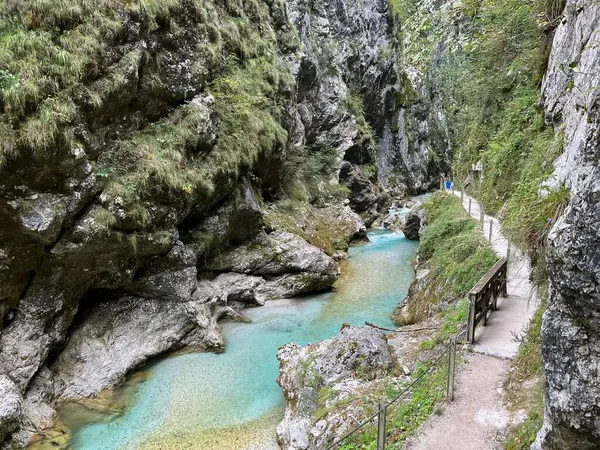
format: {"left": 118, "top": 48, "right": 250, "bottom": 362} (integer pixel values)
{"left": 60, "top": 228, "right": 418, "bottom": 450}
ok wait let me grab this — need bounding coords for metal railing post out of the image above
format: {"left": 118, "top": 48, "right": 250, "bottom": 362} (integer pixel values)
{"left": 447, "top": 337, "right": 457, "bottom": 401}
{"left": 468, "top": 198, "right": 472, "bottom": 214}
{"left": 488, "top": 219, "right": 493, "bottom": 243}
{"left": 377, "top": 403, "right": 387, "bottom": 450}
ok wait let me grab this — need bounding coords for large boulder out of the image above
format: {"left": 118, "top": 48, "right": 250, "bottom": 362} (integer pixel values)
{"left": 52, "top": 294, "right": 231, "bottom": 401}
{"left": 202, "top": 271, "right": 336, "bottom": 306}
{"left": 207, "top": 231, "right": 338, "bottom": 279}
{"left": 0, "top": 376, "right": 22, "bottom": 443}
{"left": 203, "top": 231, "right": 339, "bottom": 303}
{"left": 276, "top": 326, "right": 395, "bottom": 449}
{"left": 403, "top": 209, "right": 423, "bottom": 241}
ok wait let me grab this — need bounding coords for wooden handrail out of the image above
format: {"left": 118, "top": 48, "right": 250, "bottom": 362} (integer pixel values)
{"left": 467, "top": 257, "right": 508, "bottom": 343}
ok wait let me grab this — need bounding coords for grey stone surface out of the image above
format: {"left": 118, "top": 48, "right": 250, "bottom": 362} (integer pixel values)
{"left": 51, "top": 296, "right": 223, "bottom": 401}
{"left": 0, "top": 376, "right": 21, "bottom": 443}
{"left": 339, "top": 161, "right": 384, "bottom": 213}
{"left": 533, "top": 2, "right": 600, "bottom": 448}
{"left": 276, "top": 326, "right": 395, "bottom": 450}
{"left": 403, "top": 209, "right": 423, "bottom": 241}
{"left": 285, "top": 0, "right": 447, "bottom": 191}
{"left": 208, "top": 231, "right": 337, "bottom": 279}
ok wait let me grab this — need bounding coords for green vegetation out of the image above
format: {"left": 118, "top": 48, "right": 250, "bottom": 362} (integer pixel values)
{"left": 384, "top": 361, "right": 448, "bottom": 446}
{"left": 99, "top": 1, "right": 293, "bottom": 223}
{"left": 281, "top": 143, "right": 344, "bottom": 205}
{"left": 278, "top": 88, "right": 375, "bottom": 206}
{"left": 420, "top": 300, "right": 468, "bottom": 350}
{"left": 103, "top": 53, "right": 289, "bottom": 223}
{"left": 337, "top": 360, "right": 449, "bottom": 450}
{"left": 395, "top": 193, "right": 497, "bottom": 325}
{"left": 440, "top": 0, "right": 568, "bottom": 257}
{"left": 344, "top": 90, "right": 376, "bottom": 164}
{"left": 0, "top": 0, "right": 183, "bottom": 165}
{"left": 388, "top": 0, "right": 437, "bottom": 71}
{"left": 0, "top": 0, "right": 296, "bottom": 226}
{"left": 504, "top": 299, "right": 547, "bottom": 449}
{"left": 93, "top": 208, "right": 117, "bottom": 229}
{"left": 265, "top": 205, "right": 354, "bottom": 256}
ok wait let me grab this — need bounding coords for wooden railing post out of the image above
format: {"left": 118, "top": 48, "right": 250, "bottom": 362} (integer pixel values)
{"left": 502, "top": 264, "right": 508, "bottom": 298}
{"left": 468, "top": 258, "right": 508, "bottom": 342}
{"left": 507, "top": 239, "right": 511, "bottom": 263}
{"left": 461, "top": 187, "right": 464, "bottom": 202}
{"left": 447, "top": 337, "right": 457, "bottom": 401}
{"left": 480, "top": 206, "right": 484, "bottom": 229}
{"left": 468, "top": 198, "right": 472, "bottom": 214}
{"left": 440, "top": 176, "right": 444, "bottom": 191}
{"left": 377, "top": 403, "right": 387, "bottom": 450}
{"left": 467, "top": 293, "right": 476, "bottom": 343}
{"left": 488, "top": 219, "right": 493, "bottom": 243}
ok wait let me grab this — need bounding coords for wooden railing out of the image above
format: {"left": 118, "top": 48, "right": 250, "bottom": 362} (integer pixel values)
{"left": 467, "top": 257, "right": 508, "bottom": 342}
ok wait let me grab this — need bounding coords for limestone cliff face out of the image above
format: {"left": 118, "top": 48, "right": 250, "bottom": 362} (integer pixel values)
{"left": 534, "top": 1, "right": 600, "bottom": 448}
{"left": 0, "top": 0, "right": 447, "bottom": 446}
{"left": 284, "top": 0, "right": 450, "bottom": 197}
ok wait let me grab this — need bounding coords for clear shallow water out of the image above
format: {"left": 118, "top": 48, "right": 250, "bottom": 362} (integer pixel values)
{"left": 65, "top": 229, "right": 418, "bottom": 450}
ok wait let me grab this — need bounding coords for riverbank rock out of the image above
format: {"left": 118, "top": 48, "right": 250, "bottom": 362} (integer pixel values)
{"left": 392, "top": 263, "right": 447, "bottom": 326}
{"left": 52, "top": 296, "right": 224, "bottom": 401}
{"left": 276, "top": 326, "right": 395, "bottom": 449}
{"left": 208, "top": 231, "right": 337, "bottom": 278}
{"left": 403, "top": 210, "right": 422, "bottom": 240}
{"left": 265, "top": 203, "right": 368, "bottom": 257}
{"left": 0, "top": 376, "right": 22, "bottom": 443}
{"left": 382, "top": 213, "right": 406, "bottom": 232}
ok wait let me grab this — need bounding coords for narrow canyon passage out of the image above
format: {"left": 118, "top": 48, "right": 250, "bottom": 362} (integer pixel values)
{"left": 55, "top": 228, "right": 418, "bottom": 450}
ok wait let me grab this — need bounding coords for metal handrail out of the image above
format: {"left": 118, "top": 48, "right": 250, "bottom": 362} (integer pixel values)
{"left": 325, "top": 340, "right": 453, "bottom": 449}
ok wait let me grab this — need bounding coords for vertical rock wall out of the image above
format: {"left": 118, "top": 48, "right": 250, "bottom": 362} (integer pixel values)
{"left": 535, "top": 1, "right": 600, "bottom": 448}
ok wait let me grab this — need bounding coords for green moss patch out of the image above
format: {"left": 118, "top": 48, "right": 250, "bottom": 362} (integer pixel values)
{"left": 265, "top": 205, "right": 358, "bottom": 256}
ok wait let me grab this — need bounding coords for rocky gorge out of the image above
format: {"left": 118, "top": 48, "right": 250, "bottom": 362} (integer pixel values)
{"left": 275, "top": 0, "right": 600, "bottom": 449}
{"left": 0, "top": 0, "right": 599, "bottom": 449}
{"left": 0, "top": 0, "right": 448, "bottom": 447}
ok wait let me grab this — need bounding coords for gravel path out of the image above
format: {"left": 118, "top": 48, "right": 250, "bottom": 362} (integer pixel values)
{"left": 453, "top": 190, "right": 539, "bottom": 358}
{"left": 404, "top": 190, "right": 539, "bottom": 449}
{"left": 404, "top": 353, "right": 510, "bottom": 450}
